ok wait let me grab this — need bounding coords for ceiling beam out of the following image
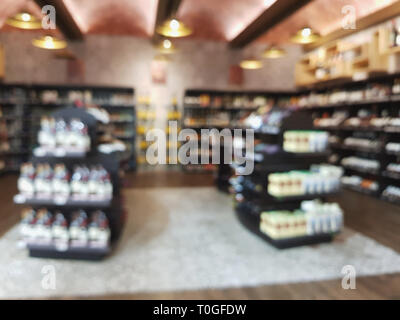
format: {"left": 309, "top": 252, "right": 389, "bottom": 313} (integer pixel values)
{"left": 34, "top": 0, "right": 83, "bottom": 40}
{"left": 305, "top": 1, "right": 400, "bottom": 51}
{"left": 153, "top": 0, "right": 183, "bottom": 42}
{"left": 229, "top": 0, "right": 313, "bottom": 48}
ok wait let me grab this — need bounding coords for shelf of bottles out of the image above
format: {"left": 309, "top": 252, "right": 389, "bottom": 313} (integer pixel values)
{"left": 226, "top": 108, "right": 344, "bottom": 249}
{"left": 183, "top": 89, "right": 293, "bottom": 173}
{"left": 15, "top": 107, "right": 124, "bottom": 260}
{"left": 166, "top": 97, "right": 182, "bottom": 167}
{"left": 294, "top": 74, "right": 400, "bottom": 204}
{"left": 0, "top": 85, "right": 31, "bottom": 173}
{"left": 0, "top": 84, "right": 136, "bottom": 174}
{"left": 135, "top": 95, "right": 156, "bottom": 168}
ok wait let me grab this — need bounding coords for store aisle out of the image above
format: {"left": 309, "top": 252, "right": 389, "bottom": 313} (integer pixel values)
{"left": 0, "top": 172, "right": 400, "bottom": 299}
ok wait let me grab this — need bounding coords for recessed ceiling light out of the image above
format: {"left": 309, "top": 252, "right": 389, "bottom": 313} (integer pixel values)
{"left": 290, "top": 27, "right": 321, "bottom": 44}
{"left": 32, "top": 35, "right": 68, "bottom": 50}
{"left": 156, "top": 18, "right": 192, "bottom": 38}
{"left": 6, "top": 12, "right": 41, "bottom": 29}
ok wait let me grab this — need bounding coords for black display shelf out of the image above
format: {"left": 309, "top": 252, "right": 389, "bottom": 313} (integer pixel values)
{"left": 299, "top": 97, "right": 392, "bottom": 110}
{"left": 33, "top": 147, "right": 88, "bottom": 158}
{"left": 385, "top": 150, "right": 400, "bottom": 156}
{"left": 0, "top": 150, "right": 29, "bottom": 156}
{"left": 13, "top": 105, "right": 126, "bottom": 260}
{"left": 27, "top": 242, "right": 111, "bottom": 261}
{"left": 384, "top": 127, "right": 400, "bottom": 133}
{"left": 382, "top": 171, "right": 400, "bottom": 180}
{"left": 330, "top": 143, "right": 382, "bottom": 154}
{"left": 294, "top": 73, "right": 400, "bottom": 204}
{"left": 342, "top": 165, "right": 380, "bottom": 176}
{"left": 230, "top": 175, "right": 340, "bottom": 203}
{"left": 222, "top": 107, "right": 342, "bottom": 249}
{"left": 100, "top": 104, "right": 135, "bottom": 109}
{"left": 248, "top": 150, "right": 331, "bottom": 163}
{"left": 342, "top": 184, "right": 379, "bottom": 196}
{"left": 337, "top": 126, "right": 383, "bottom": 132}
{"left": 270, "top": 192, "right": 340, "bottom": 202}
{"left": 235, "top": 205, "right": 334, "bottom": 249}
{"left": 13, "top": 194, "right": 112, "bottom": 208}
{"left": 183, "top": 105, "right": 258, "bottom": 112}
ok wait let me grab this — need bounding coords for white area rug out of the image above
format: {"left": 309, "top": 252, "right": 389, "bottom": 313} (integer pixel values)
{"left": 1, "top": 187, "right": 400, "bottom": 299}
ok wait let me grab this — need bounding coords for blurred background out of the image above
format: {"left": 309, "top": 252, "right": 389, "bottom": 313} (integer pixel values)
{"left": 0, "top": 0, "right": 399, "bottom": 300}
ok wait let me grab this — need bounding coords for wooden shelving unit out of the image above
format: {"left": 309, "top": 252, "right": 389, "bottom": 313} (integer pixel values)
{"left": 295, "top": 27, "right": 393, "bottom": 87}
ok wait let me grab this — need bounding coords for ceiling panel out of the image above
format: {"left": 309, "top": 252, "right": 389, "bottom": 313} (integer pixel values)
{"left": 63, "top": 0, "right": 158, "bottom": 36}
{"left": 257, "top": 0, "right": 398, "bottom": 44}
{"left": 177, "top": 0, "right": 276, "bottom": 41}
{"left": 0, "top": 0, "right": 397, "bottom": 43}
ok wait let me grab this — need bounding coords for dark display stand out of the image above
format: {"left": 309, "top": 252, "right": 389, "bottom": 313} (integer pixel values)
{"left": 185, "top": 75, "right": 400, "bottom": 205}
{"left": 296, "top": 74, "right": 400, "bottom": 205}
{"left": 235, "top": 206, "right": 334, "bottom": 249}
{"left": 14, "top": 107, "right": 124, "bottom": 260}
{"left": 183, "top": 89, "right": 293, "bottom": 173}
{"left": 227, "top": 108, "right": 340, "bottom": 249}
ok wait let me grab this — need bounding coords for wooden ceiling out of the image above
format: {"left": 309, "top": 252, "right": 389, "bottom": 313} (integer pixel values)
{"left": 176, "top": 0, "right": 274, "bottom": 41}
{"left": 63, "top": 0, "right": 158, "bottom": 36}
{"left": 258, "top": 0, "right": 399, "bottom": 45}
{"left": 0, "top": 0, "right": 398, "bottom": 46}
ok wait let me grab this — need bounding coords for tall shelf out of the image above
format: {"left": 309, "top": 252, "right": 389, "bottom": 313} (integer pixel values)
{"left": 0, "top": 84, "right": 137, "bottom": 172}
{"left": 0, "top": 85, "right": 31, "bottom": 173}
{"left": 214, "top": 73, "right": 400, "bottom": 206}
{"left": 182, "top": 89, "right": 292, "bottom": 173}
{"left": 136, "top": 95, "right": 155, "bottom": 167}
{"left": 228, "top": 108, "right": 343, "bottom": 249}
{"left": 15, "top": 107, "right": 124, "bottom": 260}
{"left": 294, "top": 73, "right": 400, "bottom": 205}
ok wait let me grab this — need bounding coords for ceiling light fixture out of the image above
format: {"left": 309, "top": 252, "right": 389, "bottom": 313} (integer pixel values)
{"left": 156, "top": 18, "right": 192, "bottom": 38}
{"left": 262, "top": 46, "right": 286, "bottom": 58}
{"left": 240, "top": 58, "right": 263, "bottom": 70}
{"left": 32, "top": 35, "right": 68, "bottom": 50}
{"left": 5, "top": 12, "right": 42, "bottom": 29}
{"left": 290, "top": 27, "right": 321, "bottom": 44}
{"left": 155, "top": 39, "right": 177, "bottom": 54}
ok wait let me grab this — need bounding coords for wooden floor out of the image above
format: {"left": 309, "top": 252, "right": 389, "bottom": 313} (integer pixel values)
{"left": 2, "top": 171, "right": 400, "bottom": 299}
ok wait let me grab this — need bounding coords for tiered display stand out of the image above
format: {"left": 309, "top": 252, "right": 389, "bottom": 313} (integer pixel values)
{"left": 229, "top": 108, "right": 340, "bottom": 249}
{"left": 14, "top": 107, "right": 124, "bottom": 260}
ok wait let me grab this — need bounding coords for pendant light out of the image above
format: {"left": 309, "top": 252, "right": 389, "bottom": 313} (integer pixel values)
{"left": 32, "top": 35, "right": 67, "bottom": 50}
{"left": 262, "top": 46, "right": 286, "bottom": 59}
{"left": 240, "top": 58, "right": 263, "bottom": 70}
{"left": 155, "top": 39, "right": 177, "bottom": 54}
{"left": 156, "top": 18, "right": 192, "bottom": 38}
{"left": 6, "top": 12, "right": 41, "bottom": 29}
{"left": 290, "top": 27, "right": 320, "bottom": 44}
